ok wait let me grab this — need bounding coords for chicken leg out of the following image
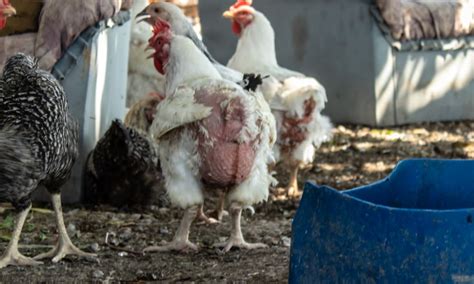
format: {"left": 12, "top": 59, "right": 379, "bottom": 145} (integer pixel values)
{"left": 287, "top": 162, "right": 302, "bottom": 197}
{"left": 208, "top": 191, "right": 228, "bottom": 221}
{"left": 197, "top": 191, "right": 228, "bottom": 224}
{"left": 196, "top": 204, "right": 218, "bottom": 224}
{"left": 213, "top": 203, "right": 267, "bottom": 252}
{"left": 0, "top": 204, "right": 42, "bottom": 268}
{"left": 34, "top": 194, "right": 96, "bottom": 262}
{"left": 144, "top": 205, "right": 198, "bottom": 253}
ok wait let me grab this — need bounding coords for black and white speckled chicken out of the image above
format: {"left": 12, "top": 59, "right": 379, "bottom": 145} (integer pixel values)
{"left": 83, "top": 119, "right": 164, "bottom": 209}
{"left": 0, "top": 53, "right": 95, "bottom": 269}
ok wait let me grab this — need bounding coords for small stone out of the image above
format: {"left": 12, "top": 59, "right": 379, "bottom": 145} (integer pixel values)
{"left": 92, "top": 270, "right": 104, "bottom": 278}
{"left": 118, "top": 251, "right": 128, "bottom": 257}
{"left": 67, "top": 223, "right": 79, "bottom": 237}
{"left": 158, "top": 208, "right": 170, "bottom": 214}
{"left": 130, "top": 213, "right": 142, "bottom": 220}
{"left": 140, "top": 218, "right": 153, "bottom": 226}
{"left": 110, "top": 237, "right": 120, "bottom": 246}
{"left": 119, "top": 228, "right": 133, "bottom": 241}
{"left": 281, "top": 236, "right": 291, "bottom": 247}
{"left": 149, "top": 205, "right": 159, "bottom": 212}
{"left": 263, "top": 236, "right": 278, "bottom": 245}
{"left": 89, "top": 243, "right": 100, "bottom": 253}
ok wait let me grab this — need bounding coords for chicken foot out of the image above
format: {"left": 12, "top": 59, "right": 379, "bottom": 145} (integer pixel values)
{"left": 0, "top": 204, "right": 42, "bottom": 268}
{"left": 34, "top": 194, "right": 97, "bottom": 262}
{"left": 213, "top": 203, "right": 267, "bottom": 252}
{"left": 196, "top": 191, "right": 228, "bottom": 224}
{"left": 144, "top": 205, "right": 198, "bottom": 253}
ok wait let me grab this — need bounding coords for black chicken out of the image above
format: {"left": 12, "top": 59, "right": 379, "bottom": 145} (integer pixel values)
{"left": 0, "top": 53, "right": 95, "bottom": 268}
{"left": 83, "top": 119, "right": 164, "bottom": 208}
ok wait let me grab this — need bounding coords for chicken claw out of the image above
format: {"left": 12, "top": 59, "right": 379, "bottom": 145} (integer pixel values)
{"left": 0, "top": 205, "right": 43, "bottom": 269}
{"left": 34, "top": 194, "right": 97, "bottom": 263}
{"left": 0, "top": 251, "right": 43, "bottom": 269}
{"left": 214, "top": 203, "right": 267, "bottom": 253}
{"left": 145, "top": 206, "right": 199, "bottom": 253}
{"left": 196, "top": 205, "right": 219, "bottom": 224}
{"left": 213, "top": 237, "right": 267, "bottom": 253}
{"left": 143, "top": 240, "right": 198, "bottom": 253}
{"left": 34, "top": 240, "right": 96, "bottom": 263}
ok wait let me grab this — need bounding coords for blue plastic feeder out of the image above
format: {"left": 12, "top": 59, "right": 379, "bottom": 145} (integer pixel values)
{"left": 290, "top": 159, "right": 474, "bottom": 283}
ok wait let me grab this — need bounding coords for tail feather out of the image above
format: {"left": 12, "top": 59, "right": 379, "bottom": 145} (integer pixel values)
{"left": 0, "top": 129, "right": 39, "bottom": 209}
{"left": 278, "top": 77, "right": 327, "bottom": 117}
{"left": 311, "top": 113, "right": 333, "bottom": 147}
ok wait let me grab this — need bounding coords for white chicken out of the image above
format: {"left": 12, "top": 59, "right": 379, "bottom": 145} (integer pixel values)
{"left": 127, "top": 0, "right": 165, "bottom": 106}
{"left": 136, "top": 2, "right": 270, "bottom": 223}
{"left": 143, "top": 19, "right": 276, "bottom": 252}
{"left": 224, "top": 0, "right": 333, "bottom": 196}
{"left": 136, "top": 1, "right": 243, "bottom": 83}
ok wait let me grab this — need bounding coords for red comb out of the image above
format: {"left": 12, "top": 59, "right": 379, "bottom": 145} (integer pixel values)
{"left": 152, "top": 18, "right": 171, "bottom": 35}
{"left": 231, "top": 0, "right": 252, "bottom": 10}
{"left": 148, "top": 18, "right": 171, "bottom": 47}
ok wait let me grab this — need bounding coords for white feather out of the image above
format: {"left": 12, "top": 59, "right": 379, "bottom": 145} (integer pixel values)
{"left": 165, "top": 36, "right": 222, "bottom": 95}
{"left": 150, "top": 85, "right": 212, "bottom": 139}
{"left": 127, "top": 0, "right": 165, "bottom": 106}
{"left": 159, "top": 129, "right": 204, "bottom": 208}
{"left": 227, "top": 9, "right": 333, "bottom": 166}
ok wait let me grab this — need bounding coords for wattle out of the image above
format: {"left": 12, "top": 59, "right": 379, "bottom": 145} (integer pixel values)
{"left": 153, "top": 56, "right": 164, "bottom": 75}
{"left": 232, "top": 21, "right": 242, "bottom": 36}
{"left": 0, "top": 18, "right": 7, "bottom": 30}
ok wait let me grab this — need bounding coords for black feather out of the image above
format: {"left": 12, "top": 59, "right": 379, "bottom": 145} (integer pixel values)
{"left": 240, "top": 73, "right": 269, "bottom": 92}
{"left": 0, "top": 53, "right": 78, "bottom": 210}
{"left": 83, "top": 119, "right": 165, "bottom": 209}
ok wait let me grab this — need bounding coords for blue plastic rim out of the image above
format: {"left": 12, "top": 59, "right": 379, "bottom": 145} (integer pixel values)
{"left": 290, "top": 159, "right": 474, "bottom": 283}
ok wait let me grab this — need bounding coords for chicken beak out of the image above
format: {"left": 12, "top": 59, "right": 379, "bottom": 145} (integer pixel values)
{"left": 2, "top": 5, "right": 16, "bottom": 17}
{"left": 223, "top": 10, "right": 234, "bottom": 19}
{"left": 136, "top": 8, "right": 150, "bottom": 23}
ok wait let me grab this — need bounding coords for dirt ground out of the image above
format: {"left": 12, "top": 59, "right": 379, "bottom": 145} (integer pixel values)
{"left": 0, "top": 121, "right": 473, "bottom": 283}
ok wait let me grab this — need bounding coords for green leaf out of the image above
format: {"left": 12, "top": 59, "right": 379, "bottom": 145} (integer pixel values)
{"left": 25, "top": 223, "right": 35, "bottom": 232}
{"left": 0, "top": 215, "right": 13, "bottom": 230}
{"left": 39, "top": 232, "right": 47, "bottom": 241}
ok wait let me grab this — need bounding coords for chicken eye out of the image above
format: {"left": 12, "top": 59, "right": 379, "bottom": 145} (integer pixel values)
{"left": 154, "top": 8, "right": 160, "bottom": 13}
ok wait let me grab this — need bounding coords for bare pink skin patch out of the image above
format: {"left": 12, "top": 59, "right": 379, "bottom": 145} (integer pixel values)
{"left": 194, "top": 88, "right": 256, "bottom": 187}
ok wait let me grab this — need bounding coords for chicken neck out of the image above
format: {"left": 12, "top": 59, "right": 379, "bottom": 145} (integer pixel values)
{"left": 164, "top": 36, "right": 222, "bottom": 95}
{"left": 227, "top": 11, "right": 278, "bottom": 73}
